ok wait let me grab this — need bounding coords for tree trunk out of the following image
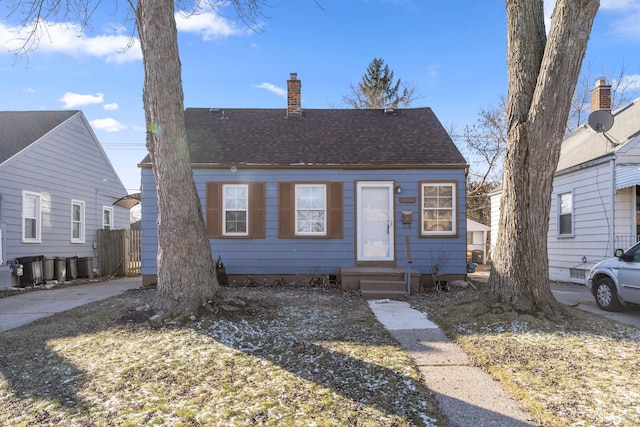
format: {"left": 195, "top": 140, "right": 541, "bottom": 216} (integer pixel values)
{"left": 136, "top": 0, "right": 220, "bottom": 317}
{"left": 487, "top": 0, "right": 599, "bottom": 314}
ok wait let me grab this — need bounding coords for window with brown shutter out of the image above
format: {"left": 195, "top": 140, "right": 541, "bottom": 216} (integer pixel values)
{"left": 206, "top": 182, "right": 265, "bottom": 239}
{"left": 279, "top": 182, "right": 343, "bottom": 239}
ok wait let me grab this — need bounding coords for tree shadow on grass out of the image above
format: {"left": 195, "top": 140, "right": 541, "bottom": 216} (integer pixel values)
{"left": 0, "top": 286, "right": 538, "bottom": 425}
{"left": 0, "top": 309, "right": 106, "bottom": 421}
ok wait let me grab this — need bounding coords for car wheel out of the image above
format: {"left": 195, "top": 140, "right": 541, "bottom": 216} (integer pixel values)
{"left": 594, "top": 277, "right": 623, "bottom": 312}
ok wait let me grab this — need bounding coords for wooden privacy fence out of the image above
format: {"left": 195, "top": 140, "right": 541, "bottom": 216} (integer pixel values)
{"left": 97, "top": 229, "right": 141, "bottom": 277}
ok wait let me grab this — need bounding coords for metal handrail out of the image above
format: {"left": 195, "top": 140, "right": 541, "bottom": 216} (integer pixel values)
{"left": 405, "top": 236, "right": 412, "bottom": 294}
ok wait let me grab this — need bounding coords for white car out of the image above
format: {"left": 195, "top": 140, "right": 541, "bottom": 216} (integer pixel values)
{"left": 587, "top": 243, "right": 640, "bottom": 311}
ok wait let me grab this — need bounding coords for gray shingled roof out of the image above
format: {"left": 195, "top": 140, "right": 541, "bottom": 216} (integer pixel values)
{"left": 0, "top": 110, "right": 78, "bottom": 164}
{"left": 557, "top": 99, "right": 640, "bottom": 172}
{"left": 141, "top": 107, "right": 467, "bottom": 167}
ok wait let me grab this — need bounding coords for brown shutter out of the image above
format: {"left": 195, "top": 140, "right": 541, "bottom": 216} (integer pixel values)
{"left": 206, "top": 182, "right": 221, "bottom": 238}
{"left": 328, "top": 182, "right": 343, "bottom": 238}
{"left": 250, "top": 182, "right": 265, "bottom": 239}
{"left": 278, "top": 182, "right": 293, "bottom": 238}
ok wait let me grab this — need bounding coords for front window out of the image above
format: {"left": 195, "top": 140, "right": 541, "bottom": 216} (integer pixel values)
{"left": 22, "top": 191, "right": 41, "bottom": 243}
{"left": 223, "top": 184, "right": 248, "bottom": 236}
{"left": 295, "top": 184, "right": 326, "bottom": 236}
{"left": 558, "top": 192, "right": 573, "bottom": 236}
{"left": 421, "top": 182, "right": 457, "bottom": 236}
{"left": 71, "top": 200, "right": 85, "bottom": 243}
{"left": 103, "top": 206, "right": 114, "bottom": 230}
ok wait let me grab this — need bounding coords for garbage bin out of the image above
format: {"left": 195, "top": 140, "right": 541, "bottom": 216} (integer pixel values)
{"left": 77, "top": 257, "right": 93, "bottom": 278}
{"left": 6, "top": 259, "right": 23, "bottom": 288}
{"left": 66, "top": 256, "right": 78, "bottom": 281}
{"left": 17, "top": 255, "right": 44, "bottom": 286}
{"left": 467, "top": 261, "right": 478, "bottom": 273}
{"left": 54, "top": 257, "right": 66, "bottom": 282}
{"left": 472, "top": 250, "right": 484, "bottom": 265}
{"left": 43, "top": 257, "right": 55, "bottom": 281}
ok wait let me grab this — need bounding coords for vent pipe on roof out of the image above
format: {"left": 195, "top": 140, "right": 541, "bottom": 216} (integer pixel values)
{"left": 287, "top": 73, "right": 302, "bottom": 118}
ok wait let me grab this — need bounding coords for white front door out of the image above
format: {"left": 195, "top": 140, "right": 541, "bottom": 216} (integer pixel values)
{"left": 357, "top": 182, "right": 394, "bottom": 262}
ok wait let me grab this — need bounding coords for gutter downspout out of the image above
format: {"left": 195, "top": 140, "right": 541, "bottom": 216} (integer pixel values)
{"left": 609, "top": 155, "right": 616, "bottom": 255}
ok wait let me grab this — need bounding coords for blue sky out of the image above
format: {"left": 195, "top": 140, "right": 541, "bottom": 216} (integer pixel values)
{"left": 1, "top": 0, "right": 639, "bottom": 193}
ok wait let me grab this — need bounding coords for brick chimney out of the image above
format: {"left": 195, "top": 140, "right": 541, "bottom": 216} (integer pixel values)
{"left": 287, "top": 73, "right": 302, "bottom": 117}
{"left": 590, "top": 78, "right": 611, "bottom": 112}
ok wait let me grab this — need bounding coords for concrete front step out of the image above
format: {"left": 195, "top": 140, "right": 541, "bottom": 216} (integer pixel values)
{"left": 360, "top": 279, "right": 408, "bottom": 300}
{"left": 340, "top": 266, "right": 421, "bottom": 293}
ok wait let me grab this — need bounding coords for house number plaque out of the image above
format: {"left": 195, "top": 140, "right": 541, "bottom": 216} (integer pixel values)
{"left": 398, "top": 197, "right": 416, "bottom": 204}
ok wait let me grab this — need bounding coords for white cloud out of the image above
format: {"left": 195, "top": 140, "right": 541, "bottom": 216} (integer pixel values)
{"left": 23, "top": 87, "right": 35, "bottom": 93}
{"left": 0, "top": 7, "right": 247, "bottom": 63}
{"left": 601, "top": 0, "right": 638, "bottom": 10}
{"left": 90, "top": 118, "right": 126, "bottom": 132}
{"left": 175, "top": 8, "right": 245, "bottom": 40}
{"left": 103, "top": 102, "right": 119, "bottom": 111}
{"left": 544, "top": 0, "right": 640, "bottom": 39}
{"left": 254, "top": 82, "right": 286, "bottom": 97}
{"left": 425, "top": 64, "right": 439, "bottom": 79}
{"left": 614, "top": 74, "right": 640, "bottom": 91}
{"left": 0, "top": 19, "right": 142, "bottom": 63}
{"left": 605, "top": 6, "right": 640, "bottom": 38}
{"left": 58, "top": 92, "right": 104, "bottom": 108}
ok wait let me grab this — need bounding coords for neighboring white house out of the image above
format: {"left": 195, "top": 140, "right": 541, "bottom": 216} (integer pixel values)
{"left": 491, "top": 80, "right": 640, "bottom": 284}
{"left": 467, "top": 219, "right": 490, "bottom": 264}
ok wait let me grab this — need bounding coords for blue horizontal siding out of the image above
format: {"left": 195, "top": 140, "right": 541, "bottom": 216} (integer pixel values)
{"left": 141, "top": 167, "right": 467, "bottom": 277}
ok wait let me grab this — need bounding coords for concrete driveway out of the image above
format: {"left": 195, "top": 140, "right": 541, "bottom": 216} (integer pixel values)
{"left": 0, "top": 278, "right": 141, "bottom": 333}
{"left": 551, "top": 281, "right": 640, "bottom": 328}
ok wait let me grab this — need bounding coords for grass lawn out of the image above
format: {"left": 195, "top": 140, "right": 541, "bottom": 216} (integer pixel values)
{"left": 1, "top": 281, "right": 639, "bottom": 426}
{"left": 410, "top": 286, "right": 640, "bottom": 427}
{"left": 0, "top": 286, "right": 444, "bottom": 426}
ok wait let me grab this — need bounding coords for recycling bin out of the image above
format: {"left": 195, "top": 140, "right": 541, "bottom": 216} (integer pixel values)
{"left": 43, "top": 257, "right": 55, "bottom": 281}
{"left": 77, "top": 257, "right": 93, "bottom": 278}
{"left": 66, "top": 256, "right": 78, "bottom": 281}
{"left": 17, "top": 255, "right": 44, "bottom": 286}
{"left": 54, "top": 257, "right": 66, "bottom": 282}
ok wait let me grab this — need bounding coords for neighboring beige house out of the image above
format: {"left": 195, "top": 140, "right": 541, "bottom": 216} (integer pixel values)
{"left": 491, "top": 80, "right": 640, "bottom": 284}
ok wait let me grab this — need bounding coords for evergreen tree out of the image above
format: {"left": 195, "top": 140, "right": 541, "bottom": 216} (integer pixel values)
{"left": 343, "top": 58, "right": 417, "bottom": 109}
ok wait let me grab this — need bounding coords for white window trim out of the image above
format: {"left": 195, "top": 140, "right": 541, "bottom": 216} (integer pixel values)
{"left": 71, "top": 200, "right": 86, "bottom": 243}
{"left": 421, "top": 182, "right": 457, "bottom": 236}
{"left": 222, "top": 184, "right": 249, "bottom": 236}
{"left": 295, "top": 184, "right": 327, "bottom": 236}
{"left": 22, "top": 190, "right": 42, "bottom": 243}
{"left": 558, "top": 191, "right": 574, "bottom": 237}
{"left": 102, "top": 206, "right": 114, "bottom": 230}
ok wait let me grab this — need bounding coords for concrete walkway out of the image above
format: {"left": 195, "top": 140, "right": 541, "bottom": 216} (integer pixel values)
{"left": 0, "top": 277, "right": 141, "bottom": 333}
{"left": 368, "top": 299, "right": 537, "bottom": 426}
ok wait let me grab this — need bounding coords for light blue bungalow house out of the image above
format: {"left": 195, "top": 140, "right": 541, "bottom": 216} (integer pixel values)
{"left": 0, "top": 110, "right": 130, "bottom": 286}
{"left": 139, "top": 74, "right": 469, "bottom": 296}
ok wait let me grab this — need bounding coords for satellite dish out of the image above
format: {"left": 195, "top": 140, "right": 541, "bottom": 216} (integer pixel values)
{"left": 588, "top": 110, "right": 614, "bottom": 133}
